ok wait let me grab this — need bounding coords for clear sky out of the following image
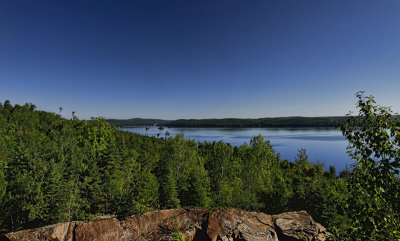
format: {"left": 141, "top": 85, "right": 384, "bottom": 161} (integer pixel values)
{"left": 1, "top": 0, "right": 399, "bottom": 119}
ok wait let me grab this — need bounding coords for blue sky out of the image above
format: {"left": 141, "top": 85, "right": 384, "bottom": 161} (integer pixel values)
{"left": 1, "top": 0, "right": 399, "bottom": 119}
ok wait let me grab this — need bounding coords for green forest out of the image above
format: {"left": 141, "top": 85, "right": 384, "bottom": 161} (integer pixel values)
{"left": 0, "top": 93, "right": 399, "bottom": 240}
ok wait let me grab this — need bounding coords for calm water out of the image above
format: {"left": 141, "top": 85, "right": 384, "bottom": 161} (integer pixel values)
{"left": 121, "top": 126, "right": 354, "bottom": 172}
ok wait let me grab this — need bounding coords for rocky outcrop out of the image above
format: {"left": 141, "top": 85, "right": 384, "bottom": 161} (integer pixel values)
{"left": 273, "top": 211, "right": 330, "bottom": 241}
{"left": 3, "top": 209, "right": 331, "bottom": 241}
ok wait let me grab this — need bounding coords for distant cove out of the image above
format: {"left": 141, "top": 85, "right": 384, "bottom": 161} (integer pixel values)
{"left": 122, "top": 126, "right": 352, "bottom": 172}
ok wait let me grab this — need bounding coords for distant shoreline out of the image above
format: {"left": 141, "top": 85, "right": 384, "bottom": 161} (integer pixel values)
{"left": 107, "top": 116, "right": 347, "bottom": 128}
{"left": 121, "top": 126, "right": 338, "bottom": 129}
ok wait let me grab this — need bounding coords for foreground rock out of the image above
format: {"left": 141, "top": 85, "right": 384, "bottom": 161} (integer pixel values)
{"left": 3, "top": 208, "right": 331, "bottom": 241}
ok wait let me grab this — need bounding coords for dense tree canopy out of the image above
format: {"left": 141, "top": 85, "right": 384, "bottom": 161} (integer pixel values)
{"left": 0, "top": 100, "right": 347, "bottom": 235}
{"left": 1, "top": 94, "right": 398, "bottom": 240}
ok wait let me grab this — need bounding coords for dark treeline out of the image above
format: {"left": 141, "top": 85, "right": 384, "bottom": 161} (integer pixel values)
{"left": 105, "top": 118, "right": 170, "bottom": 127}
{"left": 108, "top": 116, "right": 400, "bottom": 128}
{"left": 166, "top": 117, "right": 345, "bottom": 128}
{"left": 106, "top": 116, "right": 347, "bottom": 128}
{"left": 0, "top": 100, "right": 347, "bottom": 235}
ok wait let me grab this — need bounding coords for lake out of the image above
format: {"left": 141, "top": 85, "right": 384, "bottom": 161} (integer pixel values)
{"left": 121, "top": 126, "right": 354, "bottom": 172}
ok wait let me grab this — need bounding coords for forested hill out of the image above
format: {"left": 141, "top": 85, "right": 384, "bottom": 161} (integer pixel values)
{"left": 106, "top": 116, "right": 346, "bottom": 128}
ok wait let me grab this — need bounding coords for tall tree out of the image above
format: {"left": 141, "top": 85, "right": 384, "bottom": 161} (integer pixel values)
{"left": 338, "top": 92, "right": 400, "bottom": 240}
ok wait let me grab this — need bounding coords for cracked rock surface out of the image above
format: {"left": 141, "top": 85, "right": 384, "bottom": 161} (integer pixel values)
{"left": 3, "top": 209, "right": 331, "bottom": 241}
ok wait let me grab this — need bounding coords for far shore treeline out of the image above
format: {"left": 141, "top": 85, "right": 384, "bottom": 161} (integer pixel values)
{"left": 106, "top": 116, "right": 347, "bottom": 128}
